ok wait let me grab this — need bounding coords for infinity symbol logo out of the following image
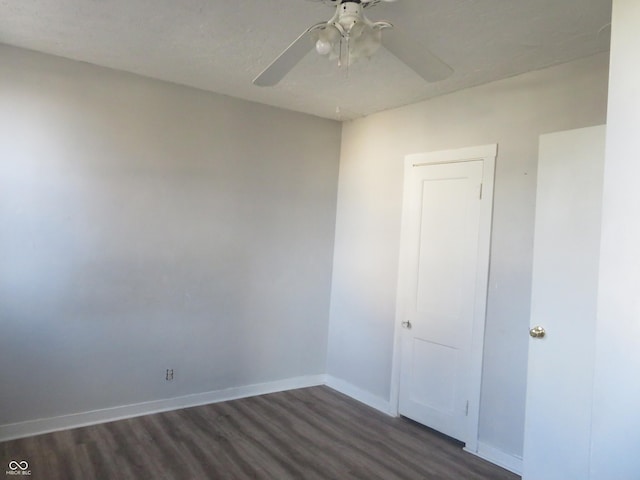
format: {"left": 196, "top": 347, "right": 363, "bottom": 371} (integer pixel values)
{"left": 8, "top": 461, "right": 28, "bottom": 471}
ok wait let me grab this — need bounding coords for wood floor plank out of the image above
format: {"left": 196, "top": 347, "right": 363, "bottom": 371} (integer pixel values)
{"left": 1, "top": 386, "right": 520, "bottom": 480}
{"left": 252, "top": 392, "right": 418, "bottom": 479}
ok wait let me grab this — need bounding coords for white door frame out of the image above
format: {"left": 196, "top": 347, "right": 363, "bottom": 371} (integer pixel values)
{"left": 390, "top": 144, "right": 497, "bottom": 453}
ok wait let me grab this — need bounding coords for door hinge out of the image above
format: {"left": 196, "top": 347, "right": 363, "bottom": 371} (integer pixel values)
{"left": 465, "top": 401, "right": 469, "bottom": 416}
{"left": 479, "top": 183, "right": 483, "bottom": 200}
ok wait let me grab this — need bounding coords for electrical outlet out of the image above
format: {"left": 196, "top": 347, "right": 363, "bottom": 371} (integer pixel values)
{"left": 165, "top": 369, "right": 174, "bottom": 381}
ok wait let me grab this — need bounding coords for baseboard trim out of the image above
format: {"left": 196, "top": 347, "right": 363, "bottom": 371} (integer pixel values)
{"left": 0, "top": 374, "right": 327, "bottom": 442}
{"left": 465, "top": 442, "right": 523, "bottom": 475}
{"left": 325, "top": 375, "right": 393, "bottom": 416}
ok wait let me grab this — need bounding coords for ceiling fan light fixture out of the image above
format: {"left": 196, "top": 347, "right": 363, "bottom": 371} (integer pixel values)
{"left": 315, "top": 37, "right": 333, "bottom": 55}
{"left": 315, "top": 25, "right": 341, "bottom": 56}
{"left": 348, "top": 24, "right": 383, "bottom": 61}
{"left": 252, "top": 0, "right": 453, "bottom": 87}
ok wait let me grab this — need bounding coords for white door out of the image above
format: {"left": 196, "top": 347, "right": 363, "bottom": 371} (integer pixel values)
{"left": 397, "top": 151, "right": 492, "bottom": 443}
{"left": 522, "top": 126, "right": 605, "bottom": 480}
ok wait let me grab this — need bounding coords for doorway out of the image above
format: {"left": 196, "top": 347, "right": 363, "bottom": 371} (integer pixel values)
{"left": 392, "top": 144, "right": 496, "bottom": 451}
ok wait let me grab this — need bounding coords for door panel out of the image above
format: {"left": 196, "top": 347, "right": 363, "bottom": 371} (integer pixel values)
{"left": 416, "top": 178, "right": 468, "bottom": 321}
{"left": 522, "top": 126, "right": 605, "bottom": 480}
{"left": 410, "top": 340, "right": 457, "bottom": 413}
{"left": 399, "top": 160, "right": 484, "bottom": 442}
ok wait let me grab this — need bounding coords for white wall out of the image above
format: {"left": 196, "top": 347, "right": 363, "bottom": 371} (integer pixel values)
{"left": 327, "top": 53, "right": 609, "bottom": 459}
{"left": 0, "top": 45, "right": 341, "bottom": 427}
{"left": 591, "top": 1, "right": 640, "bottom": 478}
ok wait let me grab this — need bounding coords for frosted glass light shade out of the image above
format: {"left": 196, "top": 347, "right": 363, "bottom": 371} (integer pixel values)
{"left": 315, "top": 25, "right": 341, "bottom": 57}
{"left": 349, "top": 24, "right": 382, "bottom": 60}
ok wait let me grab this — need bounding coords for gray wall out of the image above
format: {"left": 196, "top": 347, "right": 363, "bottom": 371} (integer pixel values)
{"left": 0, "top": 45, "right": 341, "bottom": 425}
{"left": 327, "top": 53, "right": 609, "bottom": 459}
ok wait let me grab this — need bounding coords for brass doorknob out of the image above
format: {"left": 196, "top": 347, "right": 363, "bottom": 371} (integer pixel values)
{"left": 529, "top": 326, "right": 546, "bottom": 338}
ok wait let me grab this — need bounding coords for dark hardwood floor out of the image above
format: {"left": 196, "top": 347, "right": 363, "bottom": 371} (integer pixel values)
{"left": 1, "top": 386, "right": 520, "bottom": 479}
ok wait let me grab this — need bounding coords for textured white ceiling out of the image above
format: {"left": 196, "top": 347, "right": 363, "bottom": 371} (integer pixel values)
{"left": 0, "top": 0, "right": 611, "bottom": 120}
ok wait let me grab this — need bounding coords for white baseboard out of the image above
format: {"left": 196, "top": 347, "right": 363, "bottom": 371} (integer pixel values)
{"left": 465, "top": 442, "right": 523, "bottom": 475}
{"left": 0, "top": 374, "right": 326, "bottom": 443}
{"left": 325, "top": 375, "right": 393, "bottom": 416}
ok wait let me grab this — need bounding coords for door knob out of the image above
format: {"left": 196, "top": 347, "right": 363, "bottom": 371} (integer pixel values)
{"left": 402, "top": 320, "right": 412, "bottom": 329}
{"left": 529, "top": 326, "right": 546, "bottom": 339}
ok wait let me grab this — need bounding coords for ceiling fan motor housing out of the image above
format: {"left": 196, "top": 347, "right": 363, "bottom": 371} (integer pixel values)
{"left": 323, "top": 0, "right": 381, "bottom": 9}
{"left": 337, "top": 1, "right": 363, "bottom": 33}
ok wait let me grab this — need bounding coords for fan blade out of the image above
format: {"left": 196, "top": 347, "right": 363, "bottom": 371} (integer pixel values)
{"left": 253, "top": 23, "right": 325, "bottom": 87}
{"left": 383, "top": 29, "right": 453, "bottom": 82}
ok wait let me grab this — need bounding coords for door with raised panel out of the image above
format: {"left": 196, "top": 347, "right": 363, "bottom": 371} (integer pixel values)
{"left": 398, "top": 159, "right": 485, "bottom": 442}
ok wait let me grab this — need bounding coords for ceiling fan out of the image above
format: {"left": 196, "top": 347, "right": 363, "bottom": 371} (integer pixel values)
{"left": 253, "top": 0, "right": 453, "bottom": 87}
